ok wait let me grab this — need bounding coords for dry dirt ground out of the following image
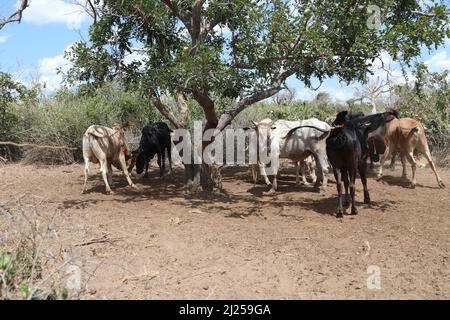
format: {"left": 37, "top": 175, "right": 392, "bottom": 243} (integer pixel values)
{"left": 1, "top": 162, "right": 449, "bottom": 299}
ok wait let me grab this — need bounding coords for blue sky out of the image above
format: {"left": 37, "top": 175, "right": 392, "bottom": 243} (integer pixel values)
{"left": 0, "top": 0, "right": 449, "bottom": 102}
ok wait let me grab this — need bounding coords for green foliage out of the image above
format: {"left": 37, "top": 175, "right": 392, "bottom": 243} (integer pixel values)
{"left": 63, "top": 0, "right": 450, "bottom": 127}
{"left": 393, "top": 63, "right": 449, "bottom": 135}
{"left": 3, "top": 82, "right": 165, "bottom": 162}
{"left": 0, "top": 72, "right": 39, "bottom": 142}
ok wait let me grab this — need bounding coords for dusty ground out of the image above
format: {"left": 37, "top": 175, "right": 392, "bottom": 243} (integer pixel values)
{"left": 0, "top": 162, "right": 449, "bottom": 299}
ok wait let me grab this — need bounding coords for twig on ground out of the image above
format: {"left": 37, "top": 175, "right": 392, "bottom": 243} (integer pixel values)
{"left": 122, "top": 271, "right": 159, "bottom": 283}
{"left": 75, "top": 235, "right": 123, "bottom": 247}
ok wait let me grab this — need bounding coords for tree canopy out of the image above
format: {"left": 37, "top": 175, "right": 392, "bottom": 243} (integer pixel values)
{"left": 64, "top": 0, "right": 450, "bottom": 131}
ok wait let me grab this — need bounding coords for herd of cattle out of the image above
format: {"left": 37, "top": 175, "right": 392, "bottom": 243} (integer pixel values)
{"left": 81, "top": 109, "right": 445, "bottom": 218}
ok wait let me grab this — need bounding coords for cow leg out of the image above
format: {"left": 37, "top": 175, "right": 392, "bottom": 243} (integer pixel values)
{"left": 370, "top": 159, "right": 375, "bottom": 170}
{"left": 271, "top": 174, "right": 278, "bottom": 192}
{"left": 401, "top": 154, "right": 407, "bottom": 178}
{"left": 295, "top": 161, "right": 300, "bottom": 185}
{"left": 342, "top": 170, "right": 350, "bottom": 207}
{"left": 157, "top": 153, "right": 163, "bottom": 177}
{"left": 264, "top": 163, "right": 278, "bottom": 195}
{"left": 118, "top": 153, "right": 137, "bottom": 189}
{"left": 310, "top": 161, "right": 317, "bottom": 185}
{"left": 333, "top": 168, "right": 344, "bottom": 218}
{"left": 259, "top": 162, "right": 271, "bottom": 186}
{"left": 251, "top": 164, "right": 259, "bottom": 185}
{"left": 167, "top": 145, "right": 173, "bottom": 174}
{"left": 100, "top": 160, "right": 113, "bottom": 194}
{"left": 359, "top": 161, "right": 370, "bottom": 204}
{"left": 405, "top": 151, "right": 417, "bottom": 188}
{"left": 421, "top": 145, "right": 445, "bottom": 188}
{"left": 377, "top": 145, "right": 392, "bottom": 181}
{"left": 389, "top": 152, "right": 397, "bottom": 170}
{"left": 82, "top": 158, "right": 90, "bottom": 194}
{"left": 161, "top": 151, "right": 166, "bottom": 177}
{"left": 107, "top": 162, "right": 113, "bottom": 186}
{"left": 313, "top": 151, "right": 328, "bottom": 189}
{"left": 143, "top": 160, "right": 149, "bottom": 179}
{"left": 301, "top": 164, "right": 309, "bottom": 185}
{"left": 349, "top": 167, "right": 358, "bottom": 215}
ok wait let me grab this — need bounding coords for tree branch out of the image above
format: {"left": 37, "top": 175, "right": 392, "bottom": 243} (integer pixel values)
{"left": 174, "top": 89, "right": 189, "bottom": 128}
{"left": 150, "top": 93, "right": 182, "bottom": 129}
{"left": 0, "top": 141, "right": 77, "bottom": 150}
{"left": 192, "top": 89, "right": 218, "bottom": 129}
{"left": 216, "top": 66, "right": 298, "bottom": 131}
{"left": 160, "top": 0, "right": 192, "bottom": 33}
{"left": 0, "top": 0, "right": 29, "bottom": 30}
{"left": 191, "top": 0, "right": 206, "bottom": 44}
{"left": 86, "top": 0, "right": 97, "bottom": 23}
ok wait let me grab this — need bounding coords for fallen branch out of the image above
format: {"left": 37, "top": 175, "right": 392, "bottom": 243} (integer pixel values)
{"left": 122, "top": 271, "right": 159, "bottom": 283}
{"left": 75, "top": 235, "right": 123, "bottom": 247}
{"left": 0, "top": 141, "right": 77, "bottom": 150}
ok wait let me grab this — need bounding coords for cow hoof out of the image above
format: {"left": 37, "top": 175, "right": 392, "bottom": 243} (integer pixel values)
{"left": 364, "top": 198, "right": 371, "bottom": 205}
{"left": 81, "top": 190, "right": 87, "bottom": 195}
{"left": 438, "top": 180, "right": 446, "bottom": 188}
{"left": 410, "top": 183, "right": 416, "bottom": 189}
{"left": 351, "top": 209, "right": 358, "bottom": 215}
{"left": 264, "top": 189, "right": 276, "bottom": 196}
{"left": 130, "top": 184, "right": 138, "bottom": 190}
{"left": 336, "top": 212, "right": 343, "bottom": 218}
{"left": 376, "top": 175, "right": 383, "bottom": 181}
{"left": 105, "top": 190, "right": 114, "bottom": 195}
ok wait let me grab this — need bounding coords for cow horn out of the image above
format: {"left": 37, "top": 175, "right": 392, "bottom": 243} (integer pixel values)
{"left": 251, "top": 120, "right": 258, "bottom": 127}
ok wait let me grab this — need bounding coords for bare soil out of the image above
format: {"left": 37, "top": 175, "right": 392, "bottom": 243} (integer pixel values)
{"left": 0, "top": 162, "right": 449, "bottom": 299}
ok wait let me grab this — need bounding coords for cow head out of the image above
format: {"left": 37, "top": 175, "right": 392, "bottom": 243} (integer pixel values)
{"left": 134, "top": 126, "right": 160, "bottom": 174}
{"left": 135, "top": 148, "right": 147, "bottom": 174}
{"left": 332, "top": 111, "right": 349, "bottom": 127}
{"left": 127, "top": 150, "right": 138, "bottom": 173}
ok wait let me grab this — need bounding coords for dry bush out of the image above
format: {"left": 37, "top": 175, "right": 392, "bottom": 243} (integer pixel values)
{"left": 0, "top": 198, "right": 82, "bottom": 300}
{"left": 429, "top": 133, "right": 450, "bottom": 167}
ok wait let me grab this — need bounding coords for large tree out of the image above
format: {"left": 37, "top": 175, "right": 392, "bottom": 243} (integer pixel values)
{"left": 65, "top": 0, "right": 450, "bottom": 190}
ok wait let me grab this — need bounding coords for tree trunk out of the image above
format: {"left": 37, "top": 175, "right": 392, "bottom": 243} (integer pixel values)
{"left": 191, "top": 89, "right": 219, "bottom": 193}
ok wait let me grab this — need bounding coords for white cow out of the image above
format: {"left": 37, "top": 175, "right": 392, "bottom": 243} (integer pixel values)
{"left": 252, "top": 118, "right": 331, "bottom": 194}
{"left": 82, "top": 121, "right": 137, "bottom": 194}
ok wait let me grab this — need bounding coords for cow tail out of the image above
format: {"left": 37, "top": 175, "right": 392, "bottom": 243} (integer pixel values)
{"left": 407, "top": 127, "right": 420, "bottom": 140}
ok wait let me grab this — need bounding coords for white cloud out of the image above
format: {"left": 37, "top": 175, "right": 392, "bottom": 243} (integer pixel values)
{"left": 19, "top": 0, "right": 89, "bottom": 29}
{"left": 0, "top": 34, "right": 11, "bottom": 44}
{"left": 425, "top": 51, "right": 450, "bottom": 73}
{"left": 292, "top": 83, "right": 354, "bottom": 103}
{"left": 123, "top": 50, "right": 147, "bottom": 66}
{"left": 38, "top": 45, "right": 73, "bottom": 91}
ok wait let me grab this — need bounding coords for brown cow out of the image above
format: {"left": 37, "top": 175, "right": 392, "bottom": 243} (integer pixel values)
{"left": 376, "top": 117, "right": 445, "bottom": 188}
{"left": 82, "top": 121, "right": 137, "bottom": 194}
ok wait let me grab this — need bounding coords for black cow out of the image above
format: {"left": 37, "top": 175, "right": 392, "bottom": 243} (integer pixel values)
{"left": 134, "top": 122, "right": 172, "bottom": 178}
{"left": 326, "top": 110, "right": 398, "bottom": 218}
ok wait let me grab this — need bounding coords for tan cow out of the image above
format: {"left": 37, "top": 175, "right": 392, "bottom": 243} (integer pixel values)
{"left": 82, "top": 121, "right": 137, "bottom": 194}
{"left": 376, "top": 117, "right": 445, "bottom": 188}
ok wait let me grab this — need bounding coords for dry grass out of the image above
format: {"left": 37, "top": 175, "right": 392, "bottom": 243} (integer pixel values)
{"left": 0, "top": 197, "right": 83, "bottom": 299}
